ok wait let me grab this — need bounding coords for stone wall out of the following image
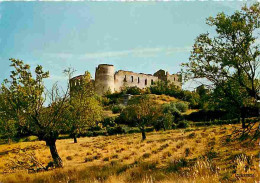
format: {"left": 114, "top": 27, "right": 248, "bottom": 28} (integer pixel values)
{"left": 166, "top": 74, "right": 182, "bottom": 88}
{"left": 114, "top": 70, "right": 158, "bottom": 92}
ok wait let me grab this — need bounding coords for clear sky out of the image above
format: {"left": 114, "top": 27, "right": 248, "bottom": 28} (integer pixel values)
{"left": 0, "top": 1, "right": 252, "bottom": 90}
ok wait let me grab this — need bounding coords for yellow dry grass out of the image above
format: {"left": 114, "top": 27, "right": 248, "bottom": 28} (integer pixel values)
{"left": 0, "top": 123, "right": 259, "bottom": 183}
{"left": 148, "top": 94, "right": 179, "bottom": 104}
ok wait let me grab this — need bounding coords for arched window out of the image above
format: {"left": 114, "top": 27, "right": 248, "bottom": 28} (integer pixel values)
{"left": 145, "top": 79, "right": 147, "bottom": 85}
{"left": 138, "top": 77, "right": 140, "bottom": 83}
{"left": 124, "top": 75, "right": 127, "bottom": 82}
{"left": 131, "top": 76, "right": 134, "bottom": 82}
{"left": 151, "top": 79, "right": 154, "bottom": 85}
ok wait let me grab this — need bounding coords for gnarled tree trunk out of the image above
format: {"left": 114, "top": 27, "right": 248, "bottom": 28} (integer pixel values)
{"left": 141, "top": 128, "right": 146, "bottom": 141}
{"left": 46, "top": 139, "right": 63, "bottom": 168}
{"left": 241, "top": 107, "right": 247, "bottom": 129}
{"left": 73, "top": 134, "right": 77, "bottom": 143}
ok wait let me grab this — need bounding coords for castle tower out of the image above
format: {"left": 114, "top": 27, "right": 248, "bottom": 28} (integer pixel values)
{"left": 95, "top": 64, "right": 115, "bottom": 95}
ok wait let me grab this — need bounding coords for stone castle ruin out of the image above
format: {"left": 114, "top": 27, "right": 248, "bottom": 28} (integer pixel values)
{"left": 70, "top": 64, "right": 182, "bottom": 95}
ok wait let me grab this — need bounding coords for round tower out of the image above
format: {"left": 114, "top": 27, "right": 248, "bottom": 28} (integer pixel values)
{"left": 95, "top": 64, "right": 115, "bottom": 95}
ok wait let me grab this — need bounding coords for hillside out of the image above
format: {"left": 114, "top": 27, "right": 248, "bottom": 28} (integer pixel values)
{"left": 0, "top": 123, "right": 259, "bottom": 183}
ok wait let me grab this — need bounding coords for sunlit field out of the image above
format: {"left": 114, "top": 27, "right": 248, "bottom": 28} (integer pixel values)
{"left": 0, "top": 123, "right": 259, "bottom": 183}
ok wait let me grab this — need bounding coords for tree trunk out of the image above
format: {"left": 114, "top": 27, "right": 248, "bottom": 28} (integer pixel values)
{"left": 73, "top": 134, "right": 77, "bottom": 143}
{"left": 141, "top": 129, "right": 146, "bottom": 141}
{"left": 46, "top": 139, "right": 63, "bottom": 168}
{"left": 8, "top": 137, "right": 12, "bottom": 145}
{"left": 241, "top": 108, "right": 246, "bottom": 129}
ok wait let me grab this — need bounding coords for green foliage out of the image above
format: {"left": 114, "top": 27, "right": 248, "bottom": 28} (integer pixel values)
{"left": 183, "top": 3, "right": 260, "bottom": 128}
{"left": 119, "top": 95, "right": 160, "bottom": 140}
{"left": 104, "top": 92, "right": 123, "bottom": 105}
{"left": 122, "top": 86, "right": 142, "bottom": 95}
{"left": 175, "top": 102, "right": 189, "bottom": 112}
{"left": 177, "top": 120, "right": 190, "bottom": 129}
{"left": 66, "top": 71, "right": 103, "bottom": 142}
{"left": 106, "top": 126, "right": 125, "bottom": 135}
{"left": 111, "top": 104, "right": 125, "bottom": 114}
{"left": 162, "top": 103, "right": 181, "bottom": 117}
{"left": 101, "top": 117, "right": 117, "bottom": 128}
{"left": 0, "top": 119, "right": 17, "bottom": 143}
{"left": 0, "top": 58, "right": 69, "bottom": 167}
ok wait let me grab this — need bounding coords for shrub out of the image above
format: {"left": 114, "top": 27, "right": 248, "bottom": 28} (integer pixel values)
{"left": 101, "top": 97, "right": 111, "bottom": 106}
{"left": 88, "top": 125, "right": 102, "bottom": 131}
{"left": 101, "top": 117, "right": 116, "bottom": 127}
{"left": 111, "top": 104, "right": 125, "bottom": 114}
{"left": 107, "top": 126, "right": 125, "bottom": 135}
{"left": 177, "top": 120, "right": 190, "bottom": 128}
{"left": 125, "top": 86, "right": 142, "bottom": 95}
{"left": 175, "top": 102, "right": 189, "bottom": 112}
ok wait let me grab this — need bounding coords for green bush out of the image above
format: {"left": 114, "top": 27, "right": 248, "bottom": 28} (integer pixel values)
{"left": 175, "top": 102, "right": 189, "bottom": 113}
{"left": 177, "top": 120, "right": 190, "bottom": 128}
{"left": 162, "top": 103, "right": 181, "bottom": 117}
{"left": 101, "top": 117, "right": 116, "bottom": 127}
{"left": 125, "top": 86, "right": 142, "bottom": 95}
{"left": 111, "top": 104, "right": 125, "bottom": 114}
{"left": 107, "top": 126, "right": 125, "bottom": 135}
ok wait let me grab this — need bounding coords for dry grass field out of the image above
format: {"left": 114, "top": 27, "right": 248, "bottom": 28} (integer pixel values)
{"left": 0, "top": 123, "right": 259, "bottom": 183}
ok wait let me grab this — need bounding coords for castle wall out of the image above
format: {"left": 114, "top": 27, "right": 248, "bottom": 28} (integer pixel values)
{"left": 114, "top": 70, "right": 158, "bottom": 92}
{"left": 70, "top": 64, "right": 182, "bottom": 96}
{"left": 166, "top": 74, "right": 182, "bottom": 88}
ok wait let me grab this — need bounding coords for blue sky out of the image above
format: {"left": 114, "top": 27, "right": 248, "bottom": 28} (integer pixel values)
{"left": 0, "top": 1, "right": 250, "bottom": 90}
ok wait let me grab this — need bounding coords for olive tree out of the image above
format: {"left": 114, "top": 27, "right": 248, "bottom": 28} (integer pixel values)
{"left": 66, "top": 71, "right": 103, "bottom": 143}
{"left": 183, "top": 3, "right": 260, "bottom": 129}
{"left": 0, "top": 58, "right": 71, "bottom": 168}
{"left": 120, "top": 95, "right": 159, "bottom": 140}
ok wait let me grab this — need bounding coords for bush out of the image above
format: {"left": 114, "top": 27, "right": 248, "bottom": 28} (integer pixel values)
{"left": 88, "top": 125, "right": 102, "bottom": 131}
{"left": 125, "top": 86, "right": 142, "bottom": 95}
{"left": 175, "top": 102, "right": 189, "bottom": 113}
{"left": 185, "top": 110, "right": 230, "bottom": 122}
{"left": 107, "top": 126, "right": 125, "bottom": 135}
{"left": 177, "top": 120, "right": 190, "bottom": 128}
{"left": 101, "top": 117, "right": 116, "bottom": 127}
{"left": 162, "top": 103, "right": 181, "bottom": 117}
{"left": 111, "top": 104, "right": 125, "bottom": 114}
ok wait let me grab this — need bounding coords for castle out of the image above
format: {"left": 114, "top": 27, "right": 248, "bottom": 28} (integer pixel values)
{"left": 70, "top": 64, "right": 182, "bottom": 95}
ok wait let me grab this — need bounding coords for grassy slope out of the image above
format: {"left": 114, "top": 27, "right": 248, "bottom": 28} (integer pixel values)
{"left": 104, "top": 94, "right": 197, "bottom": 118}
{"left": 0, "top": 123, "right": 259, "bottom": 183}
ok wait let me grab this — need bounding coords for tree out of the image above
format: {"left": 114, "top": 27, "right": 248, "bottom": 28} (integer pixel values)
{"left": 0, "top": 93, "right": 18, "bottom": 144}
{"left": 0, "top": 58, "right": 71, "bottom": 168}
{"left": 183, "top": 3, "right": 260, "bottom": 129}
{"left": 120, "top": 95, "right": 159, "bottom": 140}
{"left": 66, "top": 71, "right": 103, "bottom": 143}
{"left": 0, "top": 119, "right": 17, "bottom": 144}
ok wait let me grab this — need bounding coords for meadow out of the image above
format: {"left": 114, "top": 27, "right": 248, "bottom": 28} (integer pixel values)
{"left": 0, "top": 123, "right": 259, "bottom": 183}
